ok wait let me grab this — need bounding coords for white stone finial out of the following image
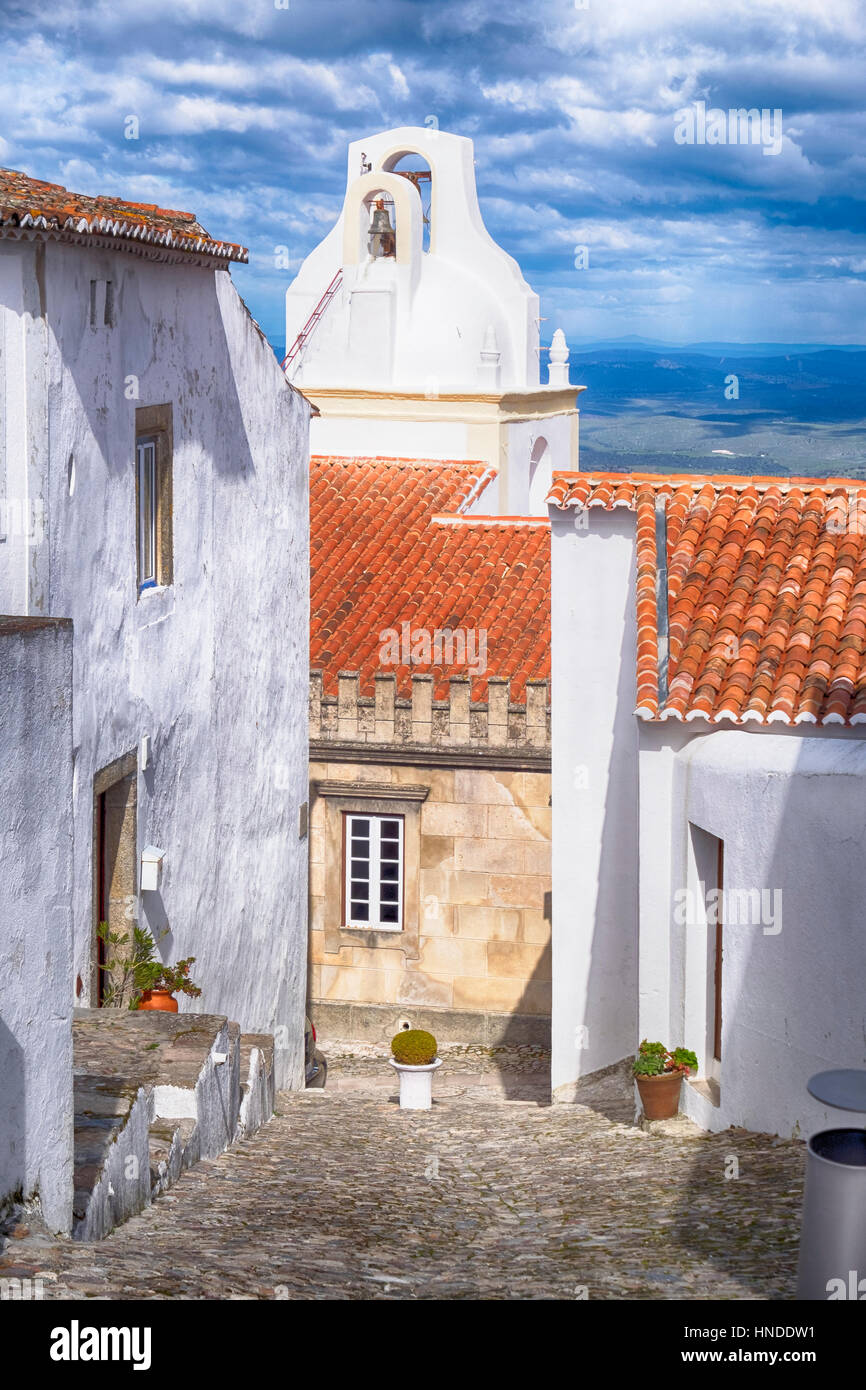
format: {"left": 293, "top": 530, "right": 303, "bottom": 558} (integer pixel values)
{"left": 548, "top": 327, "right": 569, "bottom": 386}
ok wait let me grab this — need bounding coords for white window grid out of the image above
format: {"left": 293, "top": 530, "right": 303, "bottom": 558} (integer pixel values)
{"left": 345, "top": 813, "right": 404, "bottom": 930}
{"left": 137, "top": 438, "right": 157, "bottom": 589}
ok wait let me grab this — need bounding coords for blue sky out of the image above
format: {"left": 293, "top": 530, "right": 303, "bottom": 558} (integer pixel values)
{"left": 1, "top": 0, "right": 864, "bottom": 349}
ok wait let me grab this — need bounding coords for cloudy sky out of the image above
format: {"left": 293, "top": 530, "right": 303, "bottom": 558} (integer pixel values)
{"left": 1, "top": 0, "right": 864, "bottom": 349}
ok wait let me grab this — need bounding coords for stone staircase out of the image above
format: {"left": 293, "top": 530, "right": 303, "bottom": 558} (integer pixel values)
{"left": 72, "top": 1009, "right": 275, "bottom": 1241}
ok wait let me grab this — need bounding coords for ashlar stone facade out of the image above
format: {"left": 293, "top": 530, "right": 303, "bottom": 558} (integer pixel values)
{"left": 308, "top": 672, "right": 551, "bottom": 1045}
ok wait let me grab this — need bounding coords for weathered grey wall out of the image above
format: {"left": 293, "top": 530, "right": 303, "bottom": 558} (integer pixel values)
{"left": 0, "top": 617, "right": 74, "bottom": 1233}
{"left": 1, "top": 237, "right": 310, "bottom": 1092}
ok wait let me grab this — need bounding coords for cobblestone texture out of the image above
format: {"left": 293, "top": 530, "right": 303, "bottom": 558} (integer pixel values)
{"left": 1, "top": 1046, "right": 804, "bottom": 1300}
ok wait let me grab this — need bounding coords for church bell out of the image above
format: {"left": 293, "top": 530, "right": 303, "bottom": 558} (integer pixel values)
{"left": 368, "top": 199, "right": 396, "bottom": 259}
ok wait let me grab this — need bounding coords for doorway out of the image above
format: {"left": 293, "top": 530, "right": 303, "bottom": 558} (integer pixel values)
{"left": 92, "top": 752, "right": 138, "bottom": 1005}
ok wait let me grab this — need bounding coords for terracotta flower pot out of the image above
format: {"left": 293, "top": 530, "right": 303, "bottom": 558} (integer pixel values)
{"left": 635, "top": 1069, "right": 684, "bottom": 1120}
{"left": 138, "top": 988, "right": 178, "bottom": 1013}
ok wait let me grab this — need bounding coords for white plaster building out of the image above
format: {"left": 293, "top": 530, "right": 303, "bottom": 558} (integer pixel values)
{"left": 547, "top": 472, "right": 866, "bottom": 1139}
{"left": 285, "top": 127, "right": 579, "bottom": 515}
{"left": 0, "top": 168, "right": 310, "bottom": 1227}
{"left": 0, "top": 617, "right": 74, "bottom": 1233}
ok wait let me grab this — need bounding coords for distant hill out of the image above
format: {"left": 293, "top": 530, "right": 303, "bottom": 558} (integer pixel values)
{"left": 565, "top": 346, "right": 866, "bottom": 479}
{"left": 565, "top": 347, "right": 866, "bottom": 426}
{"left": 566, "top": 338, "right": 866, "bottom": 358}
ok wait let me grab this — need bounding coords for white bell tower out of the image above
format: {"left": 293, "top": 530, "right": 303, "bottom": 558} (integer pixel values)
{"left": 285, "top": 127, "right": 583, "bottom": 513}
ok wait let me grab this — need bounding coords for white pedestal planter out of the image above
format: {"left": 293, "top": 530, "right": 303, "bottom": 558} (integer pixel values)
{"left": 389, "top": 1057, "right": 442, "bottom": 1110}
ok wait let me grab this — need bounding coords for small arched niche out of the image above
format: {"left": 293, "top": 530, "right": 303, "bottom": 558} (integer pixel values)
{"left": 342, "top": 171, "right": 422, "bottom": 268}
{"left": 528, "top": 437, "right": 552, "bottom": 516}
{"left": 362, "top": 189, "right": 397, "bottom": 261}
{"left": 381, "top": 151, "right": 432, "bottom": 253}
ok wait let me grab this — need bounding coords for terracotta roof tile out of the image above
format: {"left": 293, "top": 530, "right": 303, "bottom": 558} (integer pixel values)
{"left": 311, "top": 456, "right": 550, "bottom": 701}
{"left": 547, "top": 471, "right": 866, "bottom": 726}
{"left": 0, "top": 167, "right": 246, "bottom": 263}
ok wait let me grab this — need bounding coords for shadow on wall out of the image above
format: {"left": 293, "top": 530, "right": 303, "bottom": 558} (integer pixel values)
{"left": 62, "top": 263, "right": 262, "bottom": 489}
{"left": 669, "top": 731, "right": 866, "bottom": 1297}
{"left": 480, "top": 569, "right": 639, "bottom": 1107}
{"left": 61, "top": 262, "right": 308, "bottom": 1066}
{"left": 565, "top": 577, "right": 640, "bottom": 1105}
{"left": 0, "top": 1016, "right": 26, "bottom": 1216}
{"left": 494, "top": 915, "right": 552, "bottom": 1104}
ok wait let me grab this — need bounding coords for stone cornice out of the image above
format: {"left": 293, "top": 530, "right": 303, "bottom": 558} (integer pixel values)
{"left": 298, "top": 385, "right": 584, "bottom": 423}
{"left": 313, "top": 779, "right": 430, "bottom": 801}
{"left": 310, "top": 739, "right": 551, "bottom": 773}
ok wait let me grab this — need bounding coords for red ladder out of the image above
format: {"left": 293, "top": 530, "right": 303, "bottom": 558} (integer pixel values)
{"left": 282, "top": 270, "right": 343, "bottom": 373}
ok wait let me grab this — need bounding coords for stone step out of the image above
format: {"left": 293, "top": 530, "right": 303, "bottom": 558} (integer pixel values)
{"left": 148, "top": 1119, "right": 197, "bottom": 1199}
{"left": 71, "top": 1009, "right": 275, "bottom": 1241}
{"left": 71, "top": 1078, "right": 152, "bottom": 1241}
{"left": 237, "top": 1034, "right": 276, "bottom": 1141}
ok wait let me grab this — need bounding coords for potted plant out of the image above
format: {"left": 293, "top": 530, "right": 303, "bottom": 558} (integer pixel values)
{"left": 136, "top": 957, "right": 202, "bottom": 1013}
{"left": 389, "top": 1029, "right": 441, "bottom": 1110}
{"left": 96, "top": 922, "right": 201, "bottom": 1012}
{"left": 97, "top": 921, "right": 162, "bottom": 1009}
{"left": 633, "top": 1039, "right": 698, "bottom": 1120}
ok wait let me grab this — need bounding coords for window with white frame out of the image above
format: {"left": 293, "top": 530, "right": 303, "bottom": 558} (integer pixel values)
{"left": 134, "top": 404, "right": 173, "bottom": 597}
{"left": 136, "top": 437, "right": 157, "bottom": 589}
{"left": 344, "top": 813, "right": 404, "bottom": 930}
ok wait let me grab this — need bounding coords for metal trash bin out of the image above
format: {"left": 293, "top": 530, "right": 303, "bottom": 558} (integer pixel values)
{"left": 797, "top": 1070, "right": 866, "bottom": 1301}
{"left": 797, "top": 1129, "right": 866, "bottom": 1300}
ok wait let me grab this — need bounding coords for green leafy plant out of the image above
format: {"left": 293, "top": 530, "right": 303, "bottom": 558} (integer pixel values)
{"left": 145, "top": 957, "right": 201, "bottom": 1000}
{"left": 633, "top": 1038, "right": 697, "bottom": 1078}
{"left": 96, "top": 923, "right": 201, "bottom": 1008}
{"left": 633, "top": 1051, "right": 666, "bottom": 1077}
{"left": 672, "top": 1046, "right": 698, "bottom": 1073}
{"left": 97, "top": 921, "right": 164, "bottom": 1010}
{"left": 391, "top": 1029, "right": 437, "bottom": 1066}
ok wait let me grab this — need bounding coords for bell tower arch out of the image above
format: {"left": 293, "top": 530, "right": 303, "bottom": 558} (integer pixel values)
{"left": 380, "top": 150, "right": 433, "bottom": 253}
{"left": 341, "top": 171, "right": 423, "bottom": 269}
{"left": 284, "top": 126, "right": 583, "bottom": 500}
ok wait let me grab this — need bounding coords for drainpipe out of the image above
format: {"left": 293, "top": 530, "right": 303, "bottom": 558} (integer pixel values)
{"left": 655, "top": 496, "right": 669, "bottom": 708}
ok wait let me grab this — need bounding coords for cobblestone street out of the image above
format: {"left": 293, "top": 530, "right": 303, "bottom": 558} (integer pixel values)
{"left": 5, "top": 1047, "right": 805, "bottom": 1301}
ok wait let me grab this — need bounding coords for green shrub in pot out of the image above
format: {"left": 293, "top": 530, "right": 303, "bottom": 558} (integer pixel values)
{"left": 391, "top": 1029, "right": 438, "bottom": 1066}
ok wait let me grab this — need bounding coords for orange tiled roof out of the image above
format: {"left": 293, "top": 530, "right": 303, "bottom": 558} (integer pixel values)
{"left": 311, "top": 456, "right": 550, "bottom": 701}
{"left": 0, "top": 168, "right": 247, "bottom": 263}
{"left": 547, "top": 472, "right": 866, "bottom": 726}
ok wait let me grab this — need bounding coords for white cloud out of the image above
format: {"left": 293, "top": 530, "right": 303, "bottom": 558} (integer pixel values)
{"left": 0, "top": 0, "right": 862, "bottom": 343}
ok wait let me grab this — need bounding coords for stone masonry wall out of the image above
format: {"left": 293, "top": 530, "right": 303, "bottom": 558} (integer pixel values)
{"left": 310, "top": 671, "right": 551, "bottom": 748}
{"left": 308, "top": 675, "right": 551, "bottom": 1044}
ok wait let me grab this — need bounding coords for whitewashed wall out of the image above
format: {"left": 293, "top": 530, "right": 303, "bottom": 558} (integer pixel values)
{"left": 310, "top": 414, "right": 470, "bottom": 462}
{"left": 673, "top": 728, "right": 866, "bottom": 1138}
{"left": 0, "top": 617, "right": 74, "bottom": 1233}
{"left": 549, "top": 505, "right": 640, "bottom": 1099}
{"left": 506, "top": 416, "right": 575, "bottom": 516}
{"left": 550, "top": 491, "right": 866, "bottom": 1133}
{"left": 0, "top": 237, "right": 310, "bottom": 1091}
